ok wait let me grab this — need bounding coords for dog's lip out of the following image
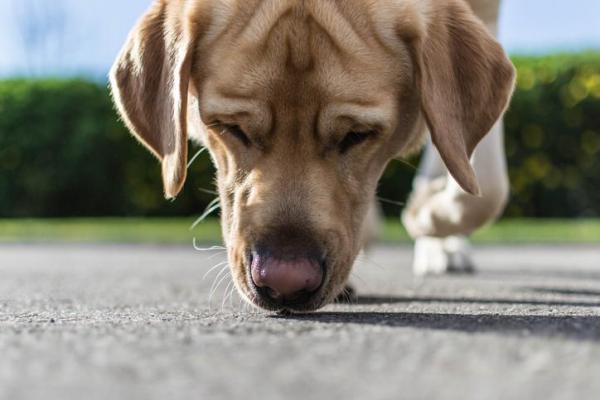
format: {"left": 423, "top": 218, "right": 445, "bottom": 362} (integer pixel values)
{"left": 244, "top": 251, "right": 330, "bottom": 313}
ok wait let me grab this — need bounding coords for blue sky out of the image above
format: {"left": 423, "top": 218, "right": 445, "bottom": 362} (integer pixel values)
{"left": 1, "top": 0, "right": 600, "bottom": 77}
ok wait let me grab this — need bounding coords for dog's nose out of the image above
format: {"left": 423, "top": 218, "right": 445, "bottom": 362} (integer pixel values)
{"left": 251, "top": 253, "right": 323, "bottom": 302}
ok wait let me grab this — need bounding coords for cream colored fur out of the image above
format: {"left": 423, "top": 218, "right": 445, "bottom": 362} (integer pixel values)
{"left": 111, "top": 0, "right": 515, "bottom": 311}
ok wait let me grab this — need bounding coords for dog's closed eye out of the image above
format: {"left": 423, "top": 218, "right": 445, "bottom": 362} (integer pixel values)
{"left": 339, "top": 131, "right": 375, "bottom": 154}
{"left": 223, "top": 125, "right": 252, "bottom": 147}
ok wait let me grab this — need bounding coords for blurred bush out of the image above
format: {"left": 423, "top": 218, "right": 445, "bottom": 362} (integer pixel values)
{"left": 1, "top": 53, "right": 599, "bottom": 218}
{"left": 503, "top": 53, "right": 600, "bottom": 217}
{"left": 0, "top": 79, "right": 215, "bottom": 217}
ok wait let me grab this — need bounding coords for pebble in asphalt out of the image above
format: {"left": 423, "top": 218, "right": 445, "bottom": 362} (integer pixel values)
{"left": 1, "top": 243, "right": 600, "bottom": 400}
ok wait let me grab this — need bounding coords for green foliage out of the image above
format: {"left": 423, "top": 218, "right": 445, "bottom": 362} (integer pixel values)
{"left": 0, "top": 79, "right": 215, "bottom": 217}
{"left": 504, "top": 53, "right": 600, "bottom": 217}
{"left": 0, "top": 53, "right": 599, "bottom": 218}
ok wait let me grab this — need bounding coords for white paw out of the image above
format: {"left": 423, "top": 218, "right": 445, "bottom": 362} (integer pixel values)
{"left": 413, "top": 237, "right": 449, "bottom": 276}
{"left": 412, "top": 236, "right": 476, "bottom": 276}
{"left": 444, "top": 236, "right": 476, "bottom": 274}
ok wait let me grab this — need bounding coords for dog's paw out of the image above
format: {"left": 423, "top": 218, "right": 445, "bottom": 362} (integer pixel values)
{"left": 444, "top": 236, "right": 476, "bottom": 274}
{"left": 412, "top": 236, "right": 476, "bottom": 276}
{"left": 413, "top": 237, "right": 448, "bottom": 276}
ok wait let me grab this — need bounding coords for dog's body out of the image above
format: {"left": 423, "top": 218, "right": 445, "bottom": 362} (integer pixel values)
{"left": 111, "top": 0, "right": 515, "bottom": 312}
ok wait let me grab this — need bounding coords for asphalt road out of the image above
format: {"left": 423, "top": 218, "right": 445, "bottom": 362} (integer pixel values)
{"left": 1, "top": 243, "right": 600, "bottom": 400}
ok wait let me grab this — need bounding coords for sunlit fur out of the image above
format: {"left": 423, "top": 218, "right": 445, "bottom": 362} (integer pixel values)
{"left": 111, "top": 0, "right": 515, "bottom": 312}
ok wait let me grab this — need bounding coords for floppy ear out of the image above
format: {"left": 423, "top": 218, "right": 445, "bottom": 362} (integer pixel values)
{"left": 411, "top": 0, "right": 515, "bottom": 195}
{"left": 110, "top": 1, "right": 196, "bottom": 199}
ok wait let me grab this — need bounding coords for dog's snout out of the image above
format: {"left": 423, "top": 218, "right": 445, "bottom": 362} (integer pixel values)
{"left": 251, "top": 254, "right": 323, "bottom": 302}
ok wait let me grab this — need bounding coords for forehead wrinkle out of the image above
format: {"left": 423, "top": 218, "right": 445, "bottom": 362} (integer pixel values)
{"left": 200, "top": 0, "right": 238, "bottom": 46}
{"left": 284, "top": 9, "right": 314, "bottom": 71}
{"left": 238, "top": 0, "right": 295, "bottom": 48}
{"left": 230, "top": 0, "right": 370, "bottom": 59}
{"left": 306, "top": 0, "right": 370, "bottom": 56}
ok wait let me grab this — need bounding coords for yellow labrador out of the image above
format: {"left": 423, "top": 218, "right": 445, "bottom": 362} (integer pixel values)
{"left": 111, "top": 0, "right": 515, "bottom": 312}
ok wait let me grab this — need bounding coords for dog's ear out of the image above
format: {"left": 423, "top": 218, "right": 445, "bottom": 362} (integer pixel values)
{"left": 110, "top": 2, "right": 196, "bottom": 199}
{"left": 408, "top": 0, "right": 515, "bottom": 195}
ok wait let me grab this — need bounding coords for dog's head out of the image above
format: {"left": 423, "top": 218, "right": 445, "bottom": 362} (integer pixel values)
{"left": 111, "top": 0, "right": 515, "bottom": 312}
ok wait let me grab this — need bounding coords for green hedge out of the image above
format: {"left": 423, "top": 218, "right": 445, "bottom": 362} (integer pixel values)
{"left": 504, "top": 53, "right": 600, "bottom": 217}
{"left": 0, "top": 80, "right": 216, "bottom": 217}
{"left": 1, "top": 53, "right": 599, "bottom": 218}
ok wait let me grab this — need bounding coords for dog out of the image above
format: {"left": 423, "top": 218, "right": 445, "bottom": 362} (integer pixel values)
{"left": 110, "top": 0, "right": 515, "bottom": 312}
{"left": 402, "top": 0, "right": 510, "bottom": 276}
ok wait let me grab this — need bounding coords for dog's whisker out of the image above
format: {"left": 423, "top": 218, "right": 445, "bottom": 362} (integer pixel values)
{"left": 356, "top": 254, "right": 385, "bottom": 271}
{"left": 209, "top": 272, "right": 232, "bottom": 309}
{"left": 221, "top": 280, "right": 234, "bottom": 312}
{"left": 223, "top": 281, "right": 238, "bottom": 311}
{"left": 350, "top": 271, "right": 368, "bottom": 286}
{"left": 237, "top": 293, "right": 246, "bottom": 312}
{"left": 341, "top": 287, "right": 355, "bottom": 305}
{"left": 187, "top": 147, "right": 207, "bottom": 169}
{"left": 229, "top": 286, "right": 240, "bottom": 309}
{"left": 209, "top": 263, "right": 230, "bottom": 288}
{"left": 190, "top": 199, "right": 221, "bottom": 230}
{"left": 205, "top": 250, "right": 227, "bottom": 261}
{"left": 207, "top": 267, "right": 230, "bottom": 313}
{"left": 193, "top": 238, "right": 226, "bottom": 252}
{"left": 202, "top": 261, "right": 228, "bottom": 280}
{"left": 198, "top": 187, "right": 219, "bottom": 196}
{"left": 209, "top": 265, "right": 230, "bottom": 294}
{"left": 377, "top": 196, "right": 405, "bottom": 207}
{"left": 198, "top": 196, "right": 220, "bottom": 215}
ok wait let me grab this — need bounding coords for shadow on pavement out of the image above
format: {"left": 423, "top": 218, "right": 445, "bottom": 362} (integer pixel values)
{"left": 477, "top": 269, "right": 600, "bottom": 281}
{"left": 279, "top": 311, "right": 600, "bottom": 341}
{"left": 345, "top": 295, "right": 600, "bottom": 308}
{"left": 526, "top": 287, "right": 600, "bottom": 297}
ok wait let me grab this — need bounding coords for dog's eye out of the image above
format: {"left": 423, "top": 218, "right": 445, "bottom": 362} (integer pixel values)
{"left": 339, "top": 131, "right": 374, "bottom": 154}
{"left": 223, "top": 125, "right": 251, "bottom": 147}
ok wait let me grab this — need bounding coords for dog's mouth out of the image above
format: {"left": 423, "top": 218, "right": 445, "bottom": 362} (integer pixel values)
{"left": 242, "top": 251, "right": 331, "bottom": 313}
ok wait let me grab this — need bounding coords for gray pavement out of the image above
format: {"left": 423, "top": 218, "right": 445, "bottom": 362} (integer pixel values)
{"left": 1, "top": 243, "right": 600, "bottom": 400}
